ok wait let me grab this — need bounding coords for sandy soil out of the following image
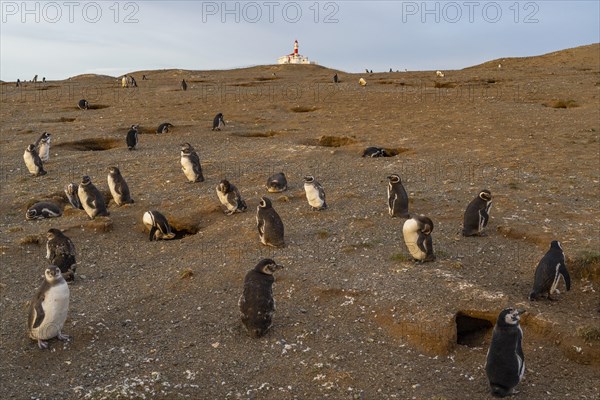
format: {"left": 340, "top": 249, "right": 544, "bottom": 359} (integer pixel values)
{"left": 0, "top": 43, "right": 599, "bottom": 399}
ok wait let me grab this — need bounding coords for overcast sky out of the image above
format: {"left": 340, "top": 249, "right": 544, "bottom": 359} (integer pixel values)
{"left": 1, "top": 1, "right": 598, "bottom": 81}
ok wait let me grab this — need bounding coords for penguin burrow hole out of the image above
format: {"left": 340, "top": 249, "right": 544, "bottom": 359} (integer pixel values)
{"left": 455, "top": 312, "right": 493, "bottom": 347}
{"left": 54, "top": 138, "right": 121, "bottom": 152}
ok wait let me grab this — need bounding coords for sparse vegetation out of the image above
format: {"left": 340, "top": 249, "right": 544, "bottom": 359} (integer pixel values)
{"left": 317, "top": 135, "right": 356, "bottom": 147}
{"left": 577, "top": 326, "right": 600, "bottom": 342}
{"left": 543, "top": 99, "right": 579, "bottom": 108}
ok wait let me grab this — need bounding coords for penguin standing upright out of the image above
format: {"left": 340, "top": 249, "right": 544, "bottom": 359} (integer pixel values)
{"left": 23, "top": 144, "right": 47, "bottom": 176}
{"left": 126, "top": 124, "right": 139, "bottom": 150}
{"left": 28, "top": 265, "right": 70, "bottom": 349}
{"left": 239, "top": 258, "right": 284, "bottom": 338}
{"left": 181, "top": 79, "right": 187, "bottom": 91}
{"left": 64, "top": 183, "right": 83, "bottom": 210}
{"left": 387, "top": 174, "right": 409, "bottom": 218}
{"left": 256, "top": 196, "right": 285, "bottom": 247}
{"left": 46, "top": 229, "right": 76, "bottom": 282}
{"left": 402, "top": 215, "right": 435, "bottom": 262}
{"left": 180, "top": 142, "right": 204, "bottom": 182}
{"left": 34, "top": 132, "right": 51, "bottom": 162}
{"left": 107, "top": 166, "right": 134, "bottom": 206}
{"left": 216, "top": 179, "right": 247, "bottom": 215}
{"left": 485, "top": 308, "right": 525, "bottom": 398}
{"left": 142, "top": 210, "right": 176, "bottom": 241}
{"left": 333, "top": 73, "right": 339, "bottom": 83}
{"left": 529, "top": 240, "right": 571, "bottom": 301}
{"left": 462, "top": 189, "right": 493, "bottom": 236}
{"left": 212, "top": 113, "right": 225, "bottom": 131}
{"left": 77, "top": 176, "right": 109, "bottom": 219}
{"left": 303, "top": 175, "right": 327, "bottom": 210}
{"left": 266, "top": 172, "right": 288, "bottom": 193}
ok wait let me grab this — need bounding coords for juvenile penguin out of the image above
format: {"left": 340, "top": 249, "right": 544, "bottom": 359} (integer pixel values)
{"left": 34, "top": 132, "right": 51, "bottom": 162}
{"left": 362, "top": 147, "right": 389, "bottom": 157}
{"left": 28, "top": 265, "right": 70, "bottom": 349}
{"left": 142, "top": 210, "right": 176, "bottom": 241}
{"left": 303, "top": 175, "right": 327, "bottom": 211}
{"left": 126, "top": 124, "right": 139, "bottom": 150}
{"left": 180, "top": 142, "right": 204, "bottom": 182}
{"left": 402, "top": 215, "right": 435, "bottom": 262}
{"left": 64, "top": 183, "right": 83, "bottom": 210}
{"left": 256, "top": 196, "right": 285, "bottom": 247}
{"left": 77, "top": 175, "right": 109, "bottom": 219}
{"left": 216, "top": 179, "right": 247, "bottom": 215}
{"left": 26, "top": 202, "right": 62, "bottom": 220}
{"left": 485, "top": 308, "right": 525, "bottom": 398}
{"left": 238, "top": 258, "right": 284, "bottom": 338}
{"left": 266, "top": 172, "right": 288, "bottom": 193}
{"left": 529, "top": 240, "right": 571, "bottom": 301}
{"left": 78, "top": 99, "right": 89, "bottom": 110}
{"left": 23, "top": 144, "right": 47, "bottom": 176}
{"left": 107, "top": 166, "right": 134, "bottom": 206}
{"left": 156, "top": 122, "right": 173, "bottom": 134}
{"left": 46, "top": 229, "right": 76, "bottom": 282}
{"left": 387, "top": 174, "right": 409, "bottom": 218}
{"left": 212, "top": 113, "right": 225, "bottom": 131}
{"left": 462, "top": 189, "right": 493, "bottom": 236}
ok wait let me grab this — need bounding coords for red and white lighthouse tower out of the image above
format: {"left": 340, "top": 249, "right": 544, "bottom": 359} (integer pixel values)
{"left": 277, "top": 39, "right": 315, "bottom": 65}
{"left": 294, "top": 40, "right": 299, "bottom": 55}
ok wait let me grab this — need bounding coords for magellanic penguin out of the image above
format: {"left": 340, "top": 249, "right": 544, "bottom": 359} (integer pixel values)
{"left": 78, "top": 99, "right": 89, "bottom": 110}
{"left": 77, "top": 176, "right": 109, "bottom": 219}
{"left": 303, "top": 175, "right": 327, "bottom": 211}
{"left": 402, "top": 215, "right": 435, "bottom": 262}
{"left": 23, "top": 144, "right": 47, "bottom": 176}
{"left": 462, "top": 189, "right": 493, "bottom": 236}
{"left": 26, "top": 202, "right": 62, "bottom": 220}
{"left": 387, "top": 174, "right": 410, "bottom": 218}
{"left": 181, "top": 79, "right": 187, "bottom": 91}
{"left": 64, "top": 183, "right": 83, "bottom": 210}
{"left": 529, "top": 240, "right": 571, "bottom": 301}
{"left": 362, "top": 147, "right": 390, "bottom": 157}
{"left": 34, "top": 132, "right": 51, "bottom": 162}
{"left": 46, "top": 229, "right": 76, "bottom": 282}
{"left": 256, "top": 196, "right": 285, "bottom": 247}
{"left": 107, "top": 166, "right": 134, "bottom": 206}
{"left": 212, "top": 113, "right": 225, "bottom": 131}
{"left": 180, "top": 142, "right": 204, "bottom": 182}
{"left": 216, "top": 179, "right": 247, "bottom": 215}
{"left": 239, "top": 258, "right": 284, "bottom": 338}
{"left": 28, "top": 265, "right": 70, "bottom": 349}
{"left": 156, "top": 122, "right": 173, "bottom": 134}
{"left": 126, "top": 124, "right": 139, "bottom": 150}
{"left": 266, "top": 172, "right": 288, "bottom": 193}
{"left": 485, "top": 308, "right": 525, "bottom": 398}
{"left": 142, "top": 210, "right": 176, "bottom": 241}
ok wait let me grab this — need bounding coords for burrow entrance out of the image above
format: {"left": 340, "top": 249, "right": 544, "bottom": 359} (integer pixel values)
{"left": 54, "top": 138, "right": 121, "bottom": 151}
{"left": 455, "top": 312, "right": 493, "bottom": 347}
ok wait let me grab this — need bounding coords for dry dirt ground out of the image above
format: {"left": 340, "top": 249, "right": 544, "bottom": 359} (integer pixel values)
{"left": 1, "top": 44, "right": 599, "bottom": 399}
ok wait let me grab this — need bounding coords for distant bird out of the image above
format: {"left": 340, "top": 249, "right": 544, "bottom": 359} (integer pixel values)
{"left": 333, "top": 73, "right": 338, "bottom": 83}
{"left": 46, "top": 229, "right": 76, "bottom": 282}
{"left": 28, "top": 265, "right": 70, "bottom": 349}
{"left": 156, "top": 122, "right": 173, "bottom": 134}
{"left": 26, "top": 202, "right": 62, "bottom": 220}
{"left": 387, "top": 174, "right": 410, "bottom": 218}
{"left": 126, "top": 124, "right": 139, "bottom": 150}
{"left": 64, "top": 183, "right": 83, "bottom": 210}
{"left": 78, "top": 99, "right": 89, "bottom": 110}
{"left": 107, "top": 166, "right": 134, "bottom": 206}
{"left": 212, "top": 113, "right": 225, "bottom": 131}
{"left": 34, "top": 132, "right": 51, "bottom": 162}
{"left": 216, "top": 179, "right": 247, "bottom": 215}
{"left": 462, "top": 190, "right": 493, "bottom": 236}
{"left": 180, "top": 142, "right": 204, "bottom": 182}
{"left": 485, "top": 308, "right": 525, "bottom": 398}
{"left": 181, "top": 79, "right": 187, "bottom": 91}
{"left": 403, "top": 215, "right": 435, "bottom": 262}
{"left": 303, "top": 175, "right": 327, "bottom": 211}
{"left": 142, "top": 210, "right": 176, "bottom": 241}
{"left": 256, "top": 196, "right": 285, "bottom": 247}
{"left": 16, "top": 79, "right": 21, "bottom": 87}
{"left": 23, "top": 144, "right": 47, "bottom": 176}
{"left": 78, "top": 175, "right": 109, "bottom": 219}
{"left": 266, "top": 172, "right": 288, "bottom": 193}
{"left": 529, "top": 240, "right": 571, "bottom": 301}
{"left": 239, "top": 258, "right": 284, "bottom": 338}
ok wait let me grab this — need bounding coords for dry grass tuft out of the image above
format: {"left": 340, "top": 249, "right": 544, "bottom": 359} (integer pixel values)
{"left": 543, "top": 99, "right": 579, "bottom": 108}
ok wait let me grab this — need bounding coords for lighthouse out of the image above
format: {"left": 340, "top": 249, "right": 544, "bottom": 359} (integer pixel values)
{"left": 277, "top": 39, "right": 316, "bottom": 65}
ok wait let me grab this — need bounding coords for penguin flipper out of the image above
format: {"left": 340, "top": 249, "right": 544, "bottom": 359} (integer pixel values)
{"left": 149, "top": 226, "right": 157, "bottom": 241}
{"left": 31, "top": 297, "right": 46, "bottom": 329}
{"left": 559, "top": 262, "right": 571, "bottom": 290}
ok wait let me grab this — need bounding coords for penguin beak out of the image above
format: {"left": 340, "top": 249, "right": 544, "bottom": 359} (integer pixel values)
{"left": 516, "top": 309, "right": 526, "bottom": 315}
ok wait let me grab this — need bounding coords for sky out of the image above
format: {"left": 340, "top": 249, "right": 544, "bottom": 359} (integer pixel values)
{"left": 1, "top": 1, "right": 599, "bottom": 81}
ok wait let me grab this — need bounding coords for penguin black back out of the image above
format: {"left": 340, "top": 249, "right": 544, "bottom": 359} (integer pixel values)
{"left": 529, "top": 240, "right": 571, "bottom": 301}
{"left": 462, "top": 189, "right": 492, "bottom": 236}
{"left": 126, "top": 125, "right": 139, "bottom": 150}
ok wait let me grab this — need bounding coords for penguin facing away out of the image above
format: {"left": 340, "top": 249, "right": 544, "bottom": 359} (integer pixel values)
{"left": 46, "top": 228, "right": 76, "bottom": 282}
{"left": 256, "top": 196, "right": 285, "bottom": 247}
{"left": 107, "top": 166, "right": 134, "bottom": 206}
{"left": 34, "top": 132, "right": 51, "bottom": 162}
{"left": 463, "top": 189, "right": 493, "bottom": 236}
{"left": 64, "top": 183, "right": 83, "bottom": 210}
{"left": 239, "top": 258, "right": 284, "bottom": 338}
{"left": 23, "top": 144, "right": 47, "bottom": 176}
{"left": 266, "top": 172, "right": 288, "bottom": 193}
{"left": 142, "top": 210, "right": 176, "bottom": 241}
{"left": 387, "top": 174, "right": 410, "bottom": 218}
{"left": 402, "top": 215, "right": 435, "bottom": 262}
{"left": 212, "top": 113, "right": 225, "bottom": 131}
{"left": 485, "top": 308, "right": 525, "bottom": 398}
{"left": 216, "top": 179, "right": 247, "bottom": 215}
{"left": 529, "top": 240, "right": 571, "bottom": 301}
{"left": 126, "top": 124, "right": 139, "bottom": 150}
{"left": 77, "top": 175, "right": 109, "bottom": 219}
{"left": 303, "top": 175, "right": 327, "bottom": 210}
{"left": 180, "top": 142, "right": 204, "bottom": 183}
{"left": 28, "top": 265, "right": 71, "bottom": 349}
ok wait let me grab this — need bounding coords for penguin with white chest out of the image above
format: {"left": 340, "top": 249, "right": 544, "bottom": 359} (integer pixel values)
{"left": 387, "top": 174, "right": 409, "bottom": 218}
{"left": 46, "top": 228, "right": 76, "bottom": 282}
{"left": 462, "top": 189, "right": 492, "bottom": 236}
{"left": 142, "top": 210, "right": 176, "bottom": 241}
{"left": 402, "top": 215, "right": 435, "bottom": 262}
{"left": 28, "top": 265, "right": 71, "bottom": 349}
{"left": 180, "top": 142, "right": 204, "bottom": 182}
{"left": 216, "top": 179, "right": 247, "bottom": 215}
{"left": 212, "top": 113, "right": 225, "bottom": 131}
{"left": 107, "top": 166, "right": 134, "bottom": 206}
{"left": 239, "top": 258, "right": 284, "bottom": 338}
{"left": 34, "top": 132, "right": 51, "bottom": 162}
{"left": 26, "top": 202, "right": 62, "bottom": 220}
{"left": 23, "top": 144, "right": 47, "bottom": 176}
{"left": 256, "top": 196, "right": 285, "bottom": 247}
{"left": 126, "top": 124, "right": 139, "bottom": 150}
{"left": 485, "top": 308, "right": 525, "bottom": 398}
{"left": 529, "top": 240, "right": 571, "bottom": 301}
{"left": 78, "top": 176, "right": 109, "bottom": 219}
{"left": 303, "top": 175, "right": 327, "bottom": 210}
{"left": 64, "top": 183, "right": 83, "bottom": 210}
